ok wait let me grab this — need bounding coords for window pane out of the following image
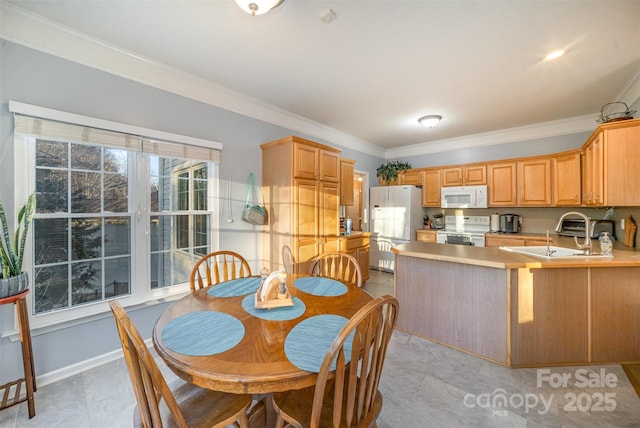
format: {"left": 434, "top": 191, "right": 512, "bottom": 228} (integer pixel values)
{"left": 34, "top": 264, "right": 69, "bottom": 314}
{"left": 71, "top": 143, "right": 101, "bottom": 170}
{"left": 71, "top": 218, "right": 102, "bottom": 261}
{"left": 36, "top": 139, "right": 67, "bottom": 168}
{"left": 176, "top": 214, "right": 189, "bottom": 250}
{"left": 193, "top": 214, "right": 209, "bottom": 255}
{"left": 36, "top": 169, "right": 68, "bottom": 213}
{"left": 105, "top": 257, "right": 130, "bottom": 298}
{"left": 71, "top": 171, "right": 101, "bottom": 213}
{"left": 105, "top": 217, "right": 130, "bottom": 257}
{"left": 104, "top": 148, "right": 127, "bottom": 173}
{"left": 104, "top": 173, "right": 128, "bottom": 212}
{"left": 71, "top": 260, "right": 102, "bottom": 305}
{"left": 34, "top": 218, "right": 68, "bottom": 264}
{"left": 194, "top": 179, "right": 207, "bottom": 210}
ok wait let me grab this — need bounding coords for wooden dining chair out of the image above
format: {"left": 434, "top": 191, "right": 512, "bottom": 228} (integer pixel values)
{"left": 282, "top": 245, "right": 295, "bottom": 274}
{"left": 109, "top": 300, "right": 253, "bottom": 428}
{"left": 190, "top": 250, "right": 252, "bottom": 293}
{"left": 272, "top": 294, "right": 399, "bottom": 428}
{"left": 309, "top": 251, "right": 363, "bottom": 288}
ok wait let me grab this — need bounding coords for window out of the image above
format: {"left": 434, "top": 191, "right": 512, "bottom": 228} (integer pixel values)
{"left": 11, "top": 103, "right": 221, "bottom": 328}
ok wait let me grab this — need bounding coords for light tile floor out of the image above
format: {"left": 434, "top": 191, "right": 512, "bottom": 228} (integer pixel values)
{"left": 1, "top": 269, "right": 639, "bottom": 427}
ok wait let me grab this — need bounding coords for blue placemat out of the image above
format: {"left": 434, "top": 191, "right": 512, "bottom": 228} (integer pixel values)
{"left": 241, "top": 294, "right": 306, "bottom": 320}
{"left": 294, "top": 277, "right": 348, "bottom": 296}
{"left": 207, "top": 277, "right": 261, "bottom": 297}
{"left": 284, "top": 314, "right": 353, "bottom": 373}
{"left": 161, "top": 311, "right": 244, "bottom": 356}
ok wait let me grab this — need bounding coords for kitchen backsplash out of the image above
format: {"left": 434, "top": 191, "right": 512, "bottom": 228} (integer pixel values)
{"left": 424, "top": 206, "right": 640, "bottom": 239}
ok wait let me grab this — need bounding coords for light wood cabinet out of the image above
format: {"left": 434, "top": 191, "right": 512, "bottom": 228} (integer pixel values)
{"left": 339, "top": 158, "right": 355, "bottom": 206}
{"left": 398, "top": 169, "right": 423, "bottom": 186}
{"left": 416, "top": 230, "right": 437, "bottom": 242}
{"left": 517, "top": 157, "right": 552, "bottom": 206}
{"left": 441, "top": 165, "right": 486, "bottom": 186}
{"left": 553, "top": 150, "right": 581, "bottom": 206}
{"left": 485, "top": 234, "right": 554, "bottom": 247}
{"left": 487, "top": 162, "right": 517, "bottom": 206}
{"left": 262, "top": 136, "right": 342, "bottom": 273}
{"left": 293, "top": 140, "right": 339, "bottom": 182}
{"left": 581, "top": 119, "right": 640, "bottom": 206}
{"left": 422, "top": 168, "right": 441, "bottom": 207}
{"left": 339, "top": 233, "right": 370, "bottom": 283}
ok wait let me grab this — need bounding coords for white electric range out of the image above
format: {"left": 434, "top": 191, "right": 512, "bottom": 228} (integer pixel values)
{"left": 436, "top": 215, "right": 491, "bottom": 247}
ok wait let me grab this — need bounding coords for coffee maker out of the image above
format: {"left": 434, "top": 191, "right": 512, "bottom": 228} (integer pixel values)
{"left": 499, "top": 214, "right": 521, "bottom": 233}
{"left": 432, "top": 213, "right": 445, "bottom": 229}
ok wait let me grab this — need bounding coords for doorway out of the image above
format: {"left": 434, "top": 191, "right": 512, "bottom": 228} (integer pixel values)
{"left": 345, "top": 170, "right": 369, "bottom": 232}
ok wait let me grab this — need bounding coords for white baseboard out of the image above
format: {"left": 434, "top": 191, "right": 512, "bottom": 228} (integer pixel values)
{"left": 35, "top": 339, "right": 152, "bottom": 388}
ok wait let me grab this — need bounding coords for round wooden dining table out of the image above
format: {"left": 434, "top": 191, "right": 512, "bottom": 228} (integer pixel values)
{"left": 152, "top": 274, "right": 373, "bottom": 397}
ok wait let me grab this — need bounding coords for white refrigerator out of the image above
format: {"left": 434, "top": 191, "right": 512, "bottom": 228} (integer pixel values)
{"left": 369, "top": 185, "right": 423, "bottom": 272}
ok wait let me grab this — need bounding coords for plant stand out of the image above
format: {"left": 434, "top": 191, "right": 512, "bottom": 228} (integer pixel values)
{"left": 0, "top": 289, "right": 36, "bottom": 419}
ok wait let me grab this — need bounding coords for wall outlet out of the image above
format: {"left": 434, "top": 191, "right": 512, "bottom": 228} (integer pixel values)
{"left": 621, "top": 218, "right": 625, "bottom": 230}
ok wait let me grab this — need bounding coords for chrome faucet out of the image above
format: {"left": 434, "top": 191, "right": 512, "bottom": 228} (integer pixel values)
{"left": 555, "top": 211, "right": 592, "bottom": 255}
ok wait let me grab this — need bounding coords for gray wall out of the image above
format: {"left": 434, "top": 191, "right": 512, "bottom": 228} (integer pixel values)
{"left": 1, "top": 39, "right": 630, "bottom": 384}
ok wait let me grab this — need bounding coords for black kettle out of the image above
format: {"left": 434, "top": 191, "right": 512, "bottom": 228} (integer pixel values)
{"left": 500, "top": 214, "right": 520, "bottom": 233}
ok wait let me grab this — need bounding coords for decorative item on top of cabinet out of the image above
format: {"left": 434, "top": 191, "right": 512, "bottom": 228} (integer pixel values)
{"left": 581, "top": 118, "right": 640, "bottom": 206}
{"left": 421, "top": 168, "right": 441, "bottom": 207}
{"left": 376, "top": 160, "right": 411, "bottom": 185}
{"left": 339, "top": 158, "right": 355, "bottom": 206}
{"left": 261, "top": 136, "right": 341, "bottom": 273}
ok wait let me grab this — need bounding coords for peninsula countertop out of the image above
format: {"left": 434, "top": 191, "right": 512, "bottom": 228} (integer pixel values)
{"left": 391, "top": 240, "right": 640, "bottom": 269}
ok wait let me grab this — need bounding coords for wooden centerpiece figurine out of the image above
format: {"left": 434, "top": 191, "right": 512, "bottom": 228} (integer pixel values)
{"left": 254, "top": 269, "right": 294, "bottom": 309}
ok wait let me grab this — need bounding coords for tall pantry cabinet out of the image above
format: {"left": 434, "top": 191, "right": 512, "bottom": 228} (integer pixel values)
{"left": 261, "top": 136, "right": 341, "bottom": 273}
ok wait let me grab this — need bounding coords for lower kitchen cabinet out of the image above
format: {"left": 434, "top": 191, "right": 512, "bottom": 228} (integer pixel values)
{"left": 485, "top": 233, "right": 554, "bottom": 247}
{"left": 416, "top": 230, "right": 438, "bottom": 242}
{"left": 339, "top": 233, "right": 370, "bottom": 283}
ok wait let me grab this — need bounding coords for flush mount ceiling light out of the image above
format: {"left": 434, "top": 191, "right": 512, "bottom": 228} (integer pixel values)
{"left": 544, "top": 49, "right": 566, "bottom": 61}
{"left": 418, "top": 115, "right": 442, "bottom": 128}
{"left": 234, "top": 0, "right": 284, "bottom": 16}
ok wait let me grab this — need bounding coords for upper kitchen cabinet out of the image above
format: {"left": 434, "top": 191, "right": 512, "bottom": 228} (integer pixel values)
{"left": 581, "top": 119, "right": 640, "bottom": 206}
{"left": 517, "top": 157, "right": 552, "bottom": 206}
{"left": 340, "top": 158, "right": 355, "bottom": 206}
{"left": 553, "top": 150, "right": 581, "bottom": 206}
{"left": 422, "top": 168, "right": 442, "bottom": 207}
{"left": 262, "top": 136, "right": 342, "bottom": 273}
{"left": 487, "top": 162, "right": 517, "bottom": 206}
{"left": 293, "top": 138, "right": 340, "bottom": 182}
{"left": 398, "top": 169, "right": 423, "bottom": 186}
{"left": 441, "top": 165, "right": 486, "bottom": 187}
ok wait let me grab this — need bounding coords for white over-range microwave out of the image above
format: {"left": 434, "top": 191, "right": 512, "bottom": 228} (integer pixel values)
{"left": 441, "top": 185, "right": 488, "bottom": 209}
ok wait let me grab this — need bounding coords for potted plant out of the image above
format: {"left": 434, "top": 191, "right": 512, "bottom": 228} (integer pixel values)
{"left": 0, "top": 193, "right": 36, "bottom": 298}
{"left": 376, "top": 160, "right": 412, "bottom": 185}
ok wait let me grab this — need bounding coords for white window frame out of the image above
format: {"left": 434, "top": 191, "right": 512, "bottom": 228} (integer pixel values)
{"left": 8, "top": 101, "right": 222, "bottom": 333}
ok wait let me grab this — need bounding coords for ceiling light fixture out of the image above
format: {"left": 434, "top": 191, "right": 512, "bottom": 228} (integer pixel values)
{"left": 544, "top": 49, "right": 566, "bottom": 61}
{"left": 418, "top": 115, "right": 442, "bottom": 128}
{"left": 234, "top": 0, "right": 284, "bottom": 16}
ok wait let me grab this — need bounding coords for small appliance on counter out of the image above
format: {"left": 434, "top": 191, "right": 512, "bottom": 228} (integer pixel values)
{"left": 499, "top": 214, "right": 521, "bottom": 233}
{"left": 432, "top": 213, "right": 445, "bottom": 229}
{"left": 557, "top": 218, "right": 615, "bottom": 239}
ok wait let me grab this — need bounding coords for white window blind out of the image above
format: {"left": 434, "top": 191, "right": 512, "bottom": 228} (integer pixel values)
{"left": 10, "top": 101, "right": 222, "bottom": 162}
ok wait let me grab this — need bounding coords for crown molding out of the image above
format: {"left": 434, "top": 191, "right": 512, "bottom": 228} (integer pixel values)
{"left": 2, "top": 1, "right": 637, "bottom": 160}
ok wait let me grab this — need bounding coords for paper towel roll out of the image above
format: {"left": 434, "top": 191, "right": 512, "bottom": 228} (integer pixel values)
{"left": 490, "top": 214, "right": 501, "bottom": 232}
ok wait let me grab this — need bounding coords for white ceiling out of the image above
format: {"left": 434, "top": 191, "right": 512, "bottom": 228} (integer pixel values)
{"left": 2, "top": 0, "right": 640, "bottom": 155}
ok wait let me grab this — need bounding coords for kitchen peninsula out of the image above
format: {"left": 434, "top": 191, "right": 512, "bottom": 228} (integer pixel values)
{"left": 392, "top": 241, "right": 640, "bottom": 367}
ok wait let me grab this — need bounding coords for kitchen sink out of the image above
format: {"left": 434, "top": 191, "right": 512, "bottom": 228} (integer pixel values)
{"left": 499, "top": 245, "right": 613, "bottom": 259}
